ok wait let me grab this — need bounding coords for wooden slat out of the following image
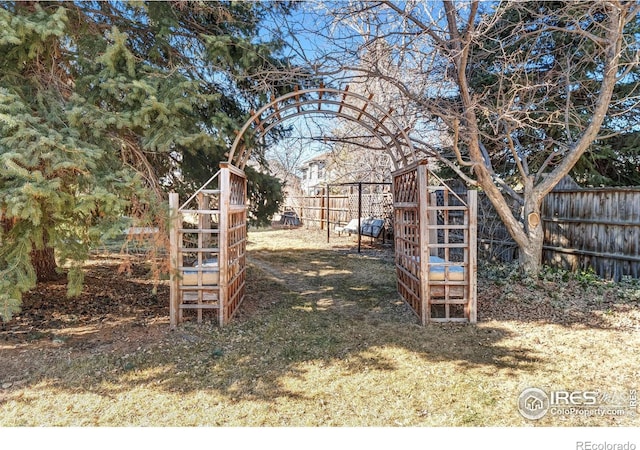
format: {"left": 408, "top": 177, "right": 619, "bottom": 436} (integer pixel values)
{"left": 176, "top": 267, "right": 220, "bottom": 272}
{"left": 542, "top": 245, "right": 640, "bottom": 263}
{"left": 179, "top": 209, "right": 221, "bottom": 215}
{"left": 337, "top": 85, "right": 349, "bottom": 114}
{"left": 169, "top": 193, "right": 180, "bottom": 329}
{"left": 425, "top": 206, "right": 468, "bottom": 211}
{"left": 179, "top": 247, "right": 220, "bottom": 253}
{"left": 428, "top": 280, "right": 469, "bottom": 286}
{"left": 393, "top": 202, "right": 419, "bottom": 208}
{"left": 218, "top": 165, "right": 230, "bottom": 327}
{"left": 429, "top": 299, "right": 469, "bottom": 305}
{"left": 227, "top": 223, "right": 246, "bottom": 232}
{"left": 179, "top": 304, "right": 219, "bottom": 310}
{"left": 179, "top": 229, "right": 220, "bottom": 234}
{"left": 417, "top": 163, "right": 430, "bottom": 325}
{"left": 426, "top": 243, "right": 469, "bottom": 249}
{"left": 178, "top": 285, "right": 219, "bottom": 291}
{"left": 395, "top": 263, "right": 420, "bottom": 281}
{"left": 425, "top": 224, "right": 468, "bottom": 230}
{"left": 467, "top": 190, "right": 478, "bottom": 323}
{"left": 356, "top": 93, "right": 375, "bottom": 121}
{"left": 294, "top": 85, "right": 301, "bottom": 113}
{"left": 372, "top": 107, "right": 394, "bottom": 133}
{"left": 543, "top": 217, "right": 640, "bottom": 227}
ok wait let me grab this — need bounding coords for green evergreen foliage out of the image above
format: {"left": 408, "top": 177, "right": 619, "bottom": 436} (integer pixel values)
{"left": 574, "top": 132, "right": 640, "bottom": 187}
{"left": 0, "top": 1, "right": 301, "bottom": 320}
{"left": 245, "top": 166, "right": 284, "bottom": 228}
{"left": 0, "top": 4, "right": 137, "bottom": 320}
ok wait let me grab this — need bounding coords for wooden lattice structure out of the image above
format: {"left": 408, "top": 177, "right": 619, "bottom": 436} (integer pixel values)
{"left": 393, "top": 161, "right": 477, "bottom": 324}
{"left": 226, "top": 86, "right": 417, "bottom": 170}
{"left": 169, "top": 87, "right": 477, "bottom": 327}
{"left": 169, "top": 163, "right": 247, "bottom": 328}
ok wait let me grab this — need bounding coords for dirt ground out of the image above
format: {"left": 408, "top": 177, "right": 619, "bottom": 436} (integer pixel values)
{"left": 0, "top": 255, "right": 167, "bottom": 386}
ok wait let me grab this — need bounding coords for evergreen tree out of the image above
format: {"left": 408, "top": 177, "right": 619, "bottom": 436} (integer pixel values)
{"left": 572, "top": 132, "right": 640, "bottom": 186}
{"left": 0, "top": 1, "right": 302, "bottom": 320}
{"left": 0, "top": 3, "right": 140, "bottom": 319}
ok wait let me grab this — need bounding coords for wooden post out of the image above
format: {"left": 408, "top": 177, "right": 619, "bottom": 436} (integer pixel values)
{"left": 320, "top": 187, "right": 326, "bottom": 231}
{"left": 417, "top": 163, "right": 430, "bottom": 325}
{"left": 218, "top": 164, "right": 230, "bottom": 327}
{"left": 357, "top": 182, "right": 362, "bottom": 253}
{"left": 326, "top": 186, "right": 330, "bottom": 243}
{"left": 467, "top": 190, "right": 478, "bottom": 323}
{"left": 169, "top": 193, "right": 180, "bottom": 329}
{"left": 200, "top": 193, "right": 212, "bottom": 249}
{"left": 428, "top": 192, "right": 438, "bottom": 257}
{"left": 196, "top": 192, "right": 205, "bottom": 323}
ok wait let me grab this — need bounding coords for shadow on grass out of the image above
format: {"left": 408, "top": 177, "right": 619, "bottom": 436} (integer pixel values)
{"left": 5, "top": 238, "right": 635, "bottom": 412}
{"left": 2, "top": 246, "right": 544, "bottom": 408}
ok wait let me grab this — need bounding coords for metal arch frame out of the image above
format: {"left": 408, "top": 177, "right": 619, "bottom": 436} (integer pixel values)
{"left": 227, "top": 87, "right": 416, "bottom": 170}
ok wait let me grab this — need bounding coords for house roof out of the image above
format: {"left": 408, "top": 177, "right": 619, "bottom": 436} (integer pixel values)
{"left": 300, "top": 151, "right": 332, "bottom": 168}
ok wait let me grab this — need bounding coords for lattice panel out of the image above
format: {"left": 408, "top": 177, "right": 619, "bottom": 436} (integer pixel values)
{"left": 169, "top": 174, "right": 223, "bottom": 326}
{"left": 347, "top": 193, "right": 392, "bottom": 218}
{"left": 346, "top": 191, "right": 394, "bottom": 237}
{"left": 223, "top": 208, "right": 246, "bottom": 323}
{"left": 394, "top": 208, "right": 422, "bottom": 317}
{"left": 426, "top": 187, "right": 471, "bottom": 321}
{"left": 393, "top": 169, "right": 418, "bottom": 204}
{"left": 229, "top": 171, "right": 246, "bottom": 206}
{"left": 393, "top": 161, "right": 477, "bottom": 325}
{"left": 169, "top": 164, "right": 248, "bottom": 328}
{"left": 393, "top": 164, "right": 424, "bottom": 322}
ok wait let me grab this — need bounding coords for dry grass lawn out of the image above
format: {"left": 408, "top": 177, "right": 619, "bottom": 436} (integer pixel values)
{"left": 1, "top": 227, "right": 639, "bottom": 426}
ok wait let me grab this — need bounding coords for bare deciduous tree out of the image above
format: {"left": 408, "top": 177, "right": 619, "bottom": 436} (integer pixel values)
{"left": 287, "top": 0, "right": 640, "bottom": 274}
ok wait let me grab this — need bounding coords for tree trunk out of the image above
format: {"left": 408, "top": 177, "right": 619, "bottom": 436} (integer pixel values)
{"left": 31, "top": 232, "right": 59, "bottom": 282}
{"left": 519, "top": 195, "right": 545, "bottom": 276}
{"left": 3, "top": 218, "right": 60, "bottom": 282}
{"left": 478, "top": 171, "right": 546, "bottom": 276}
{"left": 518, "top": 228, "right": 544, "bottom": 276}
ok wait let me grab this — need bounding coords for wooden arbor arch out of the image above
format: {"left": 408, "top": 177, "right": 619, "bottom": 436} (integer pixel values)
{"left": 169, "top": 87, "right": 477, "bottom": 328}
{"left": 226, "top": 86, "right": 418, "bottom": 170}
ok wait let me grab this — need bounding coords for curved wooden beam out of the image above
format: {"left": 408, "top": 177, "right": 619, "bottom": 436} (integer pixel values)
{"left": 227, "top": 87, "right": 416, "bottom": 169}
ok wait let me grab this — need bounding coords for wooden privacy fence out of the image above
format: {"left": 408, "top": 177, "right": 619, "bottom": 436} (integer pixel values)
{"left": 287, "top": 194, "right": 350, "bottom": 229}
{"left": 169, "top": 163, "right": 247, "bottom": 328}
{"left": 287, "top": 187, "right": 394, "bottom": 235}
{"left": 543, "top": 188, "right": 640, "bottom": 280}
{"left": 478, "top": 187, "right": 640, "bottom": 281}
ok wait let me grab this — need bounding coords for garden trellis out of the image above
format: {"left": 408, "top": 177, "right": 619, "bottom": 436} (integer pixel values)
{"left": 169, "top": 87, "right": 477, "bottom": 327}
{"left": 169, "top": 163, "right": 247, "bottom": 328}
